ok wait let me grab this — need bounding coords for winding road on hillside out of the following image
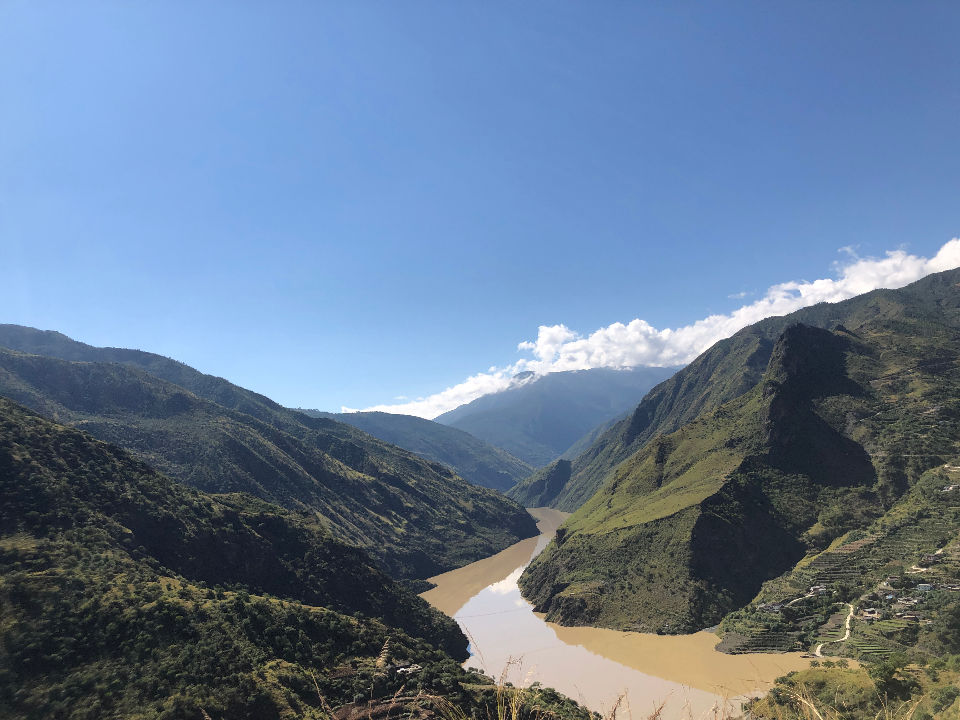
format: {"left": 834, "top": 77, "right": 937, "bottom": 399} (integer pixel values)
{"left": 814, "top": 603, "right": 854, "bottom": 658}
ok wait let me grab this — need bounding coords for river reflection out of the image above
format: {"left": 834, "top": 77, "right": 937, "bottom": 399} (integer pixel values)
{"left": 422, "top": 508, "right": 810, "bottom": 719}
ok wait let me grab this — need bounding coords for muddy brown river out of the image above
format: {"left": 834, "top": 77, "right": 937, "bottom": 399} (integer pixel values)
{"left": 422, "top": 508, "right": 810, "bottom": 719}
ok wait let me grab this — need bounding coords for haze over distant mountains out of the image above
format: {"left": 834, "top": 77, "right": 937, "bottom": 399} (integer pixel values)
{"left": 302, "top": 368, "right": 677, "bottom": 488}
{"left": 433, "top": 366, "right": 678, "bottom": 467}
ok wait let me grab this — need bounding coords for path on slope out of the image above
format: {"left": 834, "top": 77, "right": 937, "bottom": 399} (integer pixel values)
{"left": 815, "top": 603, "right": 854, "bottom": 658}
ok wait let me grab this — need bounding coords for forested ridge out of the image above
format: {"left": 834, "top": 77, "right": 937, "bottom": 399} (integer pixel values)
{"left": 0, "top": 326, "right": 537, "bottom": 579}
{"left": 0, "top": 397, "right": 591, "bottom": 720}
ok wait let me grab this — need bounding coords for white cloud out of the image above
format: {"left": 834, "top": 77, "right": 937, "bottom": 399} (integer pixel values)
{"left": 356, "top": 239, "right": 960, "bottom": 420}
{"left": 348, "top": 368, "right": 517, "bottom": 419}
{"left": 517, "top": 324, "right": 577, "bottom": 362}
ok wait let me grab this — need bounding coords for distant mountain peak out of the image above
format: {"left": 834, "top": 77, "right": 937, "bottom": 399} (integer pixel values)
{"left": 435, "top": 365, "right": 679, "bottom": 467}
{"left": 507, "top": 370, "right": 539, "bottom": 389}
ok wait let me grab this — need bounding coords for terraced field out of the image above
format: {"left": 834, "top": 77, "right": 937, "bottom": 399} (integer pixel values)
{"left": 715, "top": 630, "right": 805, "bottom": 654}
{"left": 719, "top": 465, "right": 960, "bottom": 657}
{"left": 846, "top": 638, "right": 892, "bottom": 659}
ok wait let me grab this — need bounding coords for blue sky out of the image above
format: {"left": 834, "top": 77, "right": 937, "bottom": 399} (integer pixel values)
{"left": 2, "top": 2, "right": 958, "bottom": 414}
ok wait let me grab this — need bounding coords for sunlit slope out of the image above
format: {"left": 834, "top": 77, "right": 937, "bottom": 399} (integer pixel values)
{"left": 520, "top": 275, "right": 960, "bottom": 633}
{"left": 516, "top": 268, "right": 960, "bottom": 512}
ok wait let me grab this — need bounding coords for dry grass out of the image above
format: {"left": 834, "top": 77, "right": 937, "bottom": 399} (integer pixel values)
{"left": 758, "top": 684, "right": 926, "bottom": 720}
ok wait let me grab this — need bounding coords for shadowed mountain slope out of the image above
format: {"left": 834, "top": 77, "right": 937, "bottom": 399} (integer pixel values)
{"left": 0, "top": 396, "right": 464, "bottom": 654}
{"left": 0, "top": 327, "right": 537, "bottom": 579}
{"left": 0, "top": 397, "right": 591, "bottom": 720}
{"left": 294, "top": 409, "right": 532, "bottom": 492}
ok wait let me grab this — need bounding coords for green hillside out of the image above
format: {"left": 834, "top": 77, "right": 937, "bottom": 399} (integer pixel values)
{"left": 741, "top": 463, "right": 960, "bottom": 719}
{"left": 435, "top": 367, "right": 677, "bottom": 467}
{"left": 508, "top": 460, "right": 574, "bottom": 510}
{"left": 519, "top": 268, "right": 960, "bottom": 634}
{"left": 295, "top": 409, "right": 533, "bottom": 492}
{"left": 0, "top": 397, "right": 591, "bottom": 720}
{"left": 0, "top": 329, "right": 537, "bottom": 579}
{"left": 517, "top": 269, "right": 960, "bottom": 511}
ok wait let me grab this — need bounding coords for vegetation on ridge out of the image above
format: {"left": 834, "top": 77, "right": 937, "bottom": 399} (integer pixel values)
{"left": 0, "top": 326, "right": 538, "bottom": 579}
{"left": 0, "top": 397, "right": 593, "bottom": 720}
{"left": 519, "top": 269, "right": 960, "bottom": 636}
{"left": 295, "top": 409, "right": 533, "bottom": 492}
{"left": 513, "top": 269, "right": 960, "bottom": 512}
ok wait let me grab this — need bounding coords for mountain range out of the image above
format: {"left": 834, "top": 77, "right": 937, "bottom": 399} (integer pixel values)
{"left": 294, "top": 409, "right": 533, "bottom": 492}
{"left": 510, "top": 270, "right": 960, "bottom": 511}
{"left": 517, "top": 268, "right": 960, "bottom": 634}
{"left": 4, "top": 270, "right": 960, "bottom": 719}
{"left": 0, "top": 325, "right": 536, "bottom": 579}
{"left": 0, "top": 396, "right": 590, "bottom": 720}
{"left": 435, "top": 366, "right": 678, "bottom": 467}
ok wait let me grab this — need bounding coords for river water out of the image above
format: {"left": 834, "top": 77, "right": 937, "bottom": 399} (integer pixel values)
{"left": 421, "top": 508, "right": 810, "bottom": 719}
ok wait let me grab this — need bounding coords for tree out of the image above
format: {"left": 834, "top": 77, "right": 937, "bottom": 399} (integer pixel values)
{"left": 867, "top": 653, "right": 915, "bottom": 700}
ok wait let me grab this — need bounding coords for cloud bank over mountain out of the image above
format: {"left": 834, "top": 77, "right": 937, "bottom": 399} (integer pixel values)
{"left": 347, "top": 239, "right": 960, "bottom": 419}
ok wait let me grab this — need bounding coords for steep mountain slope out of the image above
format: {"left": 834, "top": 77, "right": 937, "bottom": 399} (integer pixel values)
{"left": 515, "top": 269, "right": 960, "bottom": 511}
{"left": 519, "top": 269, "right": 960, "bottom": 634}
{"left": 509, "top": 460, "right": 574, "bottom": 510}
{"left": 0, "top": 398, "right": 590, "bottom": 720}
{"left": 0, "top": 324, "right": 297, "bottom": 428}
{"left": 508, "top": 414, "right": 624, "bottom": 507}
{"left": 295, "top": 409, "right": 532, "bottom": 491}
{"left": 435, "top": 366, "right": 678, "bottom": 467}
{"left": 559, "top": 412, "right": 627, "bottom": 461}
{"left": 0, "top": 329, "right": 538, "bottom": 579}
{"left": 718, "top": 459, "right": 960, "bottom": 656}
